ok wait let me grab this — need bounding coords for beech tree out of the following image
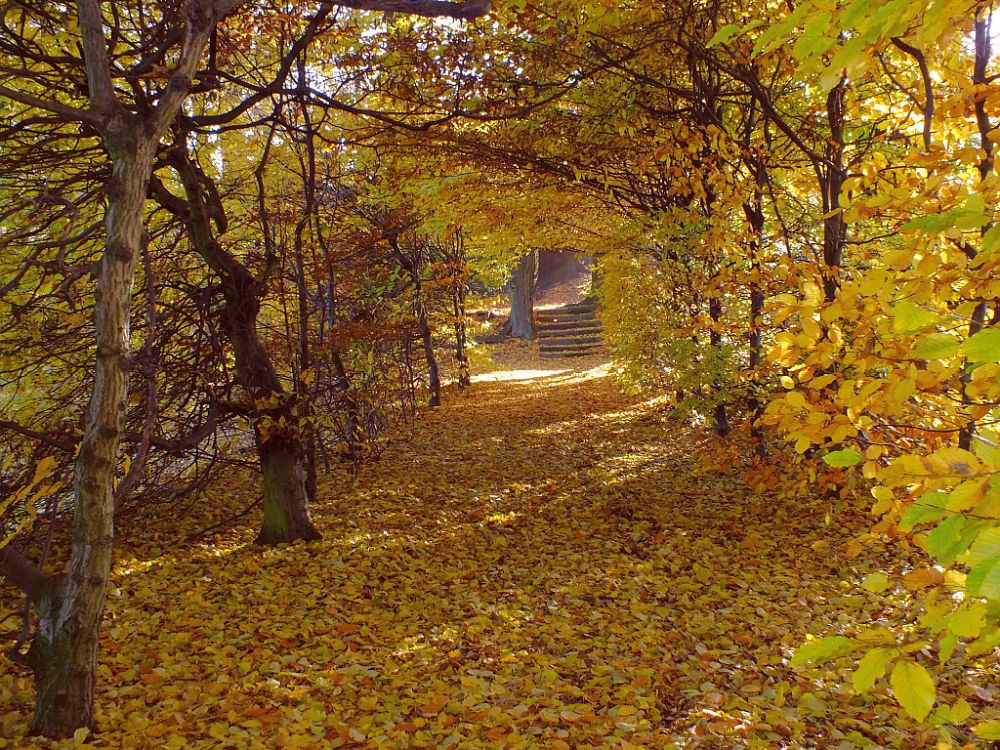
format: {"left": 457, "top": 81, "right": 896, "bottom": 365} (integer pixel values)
{"left": 0, "top": 0, "right": 491, "bottom": 738}
{"left": 502, "top": 251, "right": 538, "bottom": 340}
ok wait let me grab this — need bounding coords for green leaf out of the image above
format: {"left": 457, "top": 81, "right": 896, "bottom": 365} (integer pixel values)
{"left": 980, "top": 224, "right": 1000, "bottom": 256}
{"left": 890, "top": 659, "right": 935, "bottom": 721}
{"left": 861, "top": 572, "right": 890, "bottom": 593}
{"left": 968, "top": 527, "right": 1000, "bottom": 567}
{"left": 823, "top": 448, "right": 862, "bottom": 468}
{"left": 791, "top": 11, "right": 834, "bottom": 63}
{"left": 938, "top": 632, "right": 959, "bottom": 663}
{"left": 910, "top": 333, "right": 962, "bottom": 360}
{"left": 925, "top": 516, "right": 966, "bottom": 563}
{"left": 966, "top": 328, "right": 1000, "bottom": 364}
{"left": 892, "top": 302, "right": 937, "bottom": 335}
{"left": 926, "top": 517, "right": 986, "bottom": 565}
{"left": 790, "top": 636, "right": 854, "bottom": 667}
{"left": 951, "top": 697, "right": 972, "bottom": 724}
{"left": 900, "top": 492, "right": 949, "bottom": 531}
{"left": 948, "top": 602, "right": 987, "bottom": 639}
{"left": 904, "top": 194, "right": 989, "bottom": 234}
{"left": 707, "top": 24, "right": 740, "bottom": 47}
{"left": 973, "top": 430, "right": 1000, "bottom": 466}
{"left": 851, "top": 647, "right": 896, "bottom": 693}
{"left": 967, "top": 625, "right": 1000, "bottom": 657}
{"left": 954, "top": 193, "right": 989, "bottom": 229}
{"left": 973, "top": 720, "right": 1000, "bottom": 740}
{"left": 967, "top": 557, "right": 1000, "bottom": 602}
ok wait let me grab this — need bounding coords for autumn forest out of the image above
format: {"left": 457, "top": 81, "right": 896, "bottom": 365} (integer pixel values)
{"left": 1, "top": 0, "right": 999, "bottom": 747}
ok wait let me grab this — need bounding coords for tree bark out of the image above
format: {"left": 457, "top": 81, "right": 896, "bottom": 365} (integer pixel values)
{"left": 22, "top": 0, "right": 222, "bottom": 729}
{"left": 417, "top": 301, "right": 442, "bottom": 406}
{"left": 387, "top": 234, "right": 441, "bottom": 407}
{"left": 453, "top": 288, "right": 471, "bottom": 388}
{"left": 744, "top": 154, "right": 768, "bottom": 457}
{"left": 821, "top": 81, "right": 848, "bottom": 303}
{"left": 33, "top": 138, "right": 154, "bottom": 737}
{"left": 502, "top": 251, "right": 537, "bottom": 340}
{"left": 960, "top": 11, "right": 995, "bottom": 450}
{"left": 708, "top": 296, "right": 731, "bottom": 437}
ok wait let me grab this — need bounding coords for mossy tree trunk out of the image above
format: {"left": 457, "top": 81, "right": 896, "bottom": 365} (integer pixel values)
{"left": 157, "top": 141, "right": 320, "bottom": 545}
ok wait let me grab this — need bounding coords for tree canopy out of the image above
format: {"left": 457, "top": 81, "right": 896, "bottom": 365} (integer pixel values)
{"left": 1, "top": 0, "right": 1000, "bottom": 744}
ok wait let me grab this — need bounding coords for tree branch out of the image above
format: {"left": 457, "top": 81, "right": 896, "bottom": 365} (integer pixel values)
{"left": 0, "top": 547, "right": 52, "bottom": 605}
{"left": 0, "top": 85, "right": 99, "bottom": 126}
{"left": 332, "top": 0, "right": 491, "bottom": 18}
{"left": 76, "top": 0, "right": 120, "bottom": 116}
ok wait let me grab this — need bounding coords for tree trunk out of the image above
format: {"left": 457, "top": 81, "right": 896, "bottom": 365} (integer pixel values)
{"left": 709, "top": 296, "right": 731, "bottom": 437}
{"left": 502, "top": 251, "right": 537, "bottom": 340}
{"left": 745, "top": 158, "right": 768, "bottom": 457}
{"left": 960, "top": 14, "right": 995, "bottom": 451}
{"left": 821, "top": 81, "right": 847, "bottom": 303}
{"left": 591, "top": 257, "right": 601, "bottom": 295}
{"left": 29, "top": 123, "right": 157, "bottom": 739}
{"left": 331, "top": 351, "right": 363, "bottom": 466}
{"left": 255, "top": 426, "right": 319, "bottom": 545}
{"left": 224, "top": 270, "right": 320, "bottom": 545}
{"left": 387, "top": 235, "right": 441, "bottom": 407}
{"left": 417, "top": 302, "right": 442, "bottom": 406}
{"left": 160, "top": 144, "right": 319, "bottom": 545}
{"left": 536, "top": 250, "right": 588, "bottom": 292}
{"left": 453, "top": 288, "right": 471, "bottom": 388}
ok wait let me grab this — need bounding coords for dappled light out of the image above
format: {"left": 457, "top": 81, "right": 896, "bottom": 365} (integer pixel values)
{"left": 2, "top": 0, "right": 1000, "bottom": 745}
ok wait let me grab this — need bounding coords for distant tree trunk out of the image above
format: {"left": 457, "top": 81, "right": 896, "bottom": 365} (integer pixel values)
{"left": 417, "top": 301, "right": 442, "bottom": 406}
{"left": 536, "top": 250, "right": 588, "bottom": 291}
{"left": 821, "top": 80, "right": 848, "bottom": 303}
{"left": 709, "top": 296, "right": 731, "bottom": 437}
{"left": 447, "top": 233, "right": 471, "bottom": 388}
{"left": 745, "top": 151, "right": 768, "bottom": 457}
{"left": 387, "top": 235, "right": 441, "bottom": 406}
{"left": 453, "top": 290, "right": 471, "bottom": 388}
{"left": 960, "top": 15, "right": 994, "bottom": 451}
{"left": 502, "top": 251, "right": 537, "bottom": 340}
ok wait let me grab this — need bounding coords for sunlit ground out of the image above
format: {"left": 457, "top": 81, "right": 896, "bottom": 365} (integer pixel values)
{"left": 2, "top": 346, "right": 996, "bottom": 749}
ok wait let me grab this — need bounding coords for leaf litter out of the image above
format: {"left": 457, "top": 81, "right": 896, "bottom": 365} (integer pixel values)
{"left": 0, "top": 349, "right": 991, "bottom": 749}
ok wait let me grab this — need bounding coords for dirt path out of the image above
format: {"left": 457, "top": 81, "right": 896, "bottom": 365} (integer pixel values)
{"left": 3, "top": 355, "right": 930, "bottom": 749}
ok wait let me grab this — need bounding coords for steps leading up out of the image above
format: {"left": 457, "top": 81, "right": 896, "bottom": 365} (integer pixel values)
{"left": 536, "top": 299, "right": 605, "bottom": 359}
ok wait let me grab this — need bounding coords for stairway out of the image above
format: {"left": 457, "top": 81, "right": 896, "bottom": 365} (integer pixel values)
{"left": 536, "top": 299, "right": 605, "bottom": 359}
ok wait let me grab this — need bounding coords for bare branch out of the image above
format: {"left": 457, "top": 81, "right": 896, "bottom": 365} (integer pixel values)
{"left": 0, "top": 547, "right": 52, "bottom": 605}
{"left": 0, "top": 85, "right": 98, "bottom": 126}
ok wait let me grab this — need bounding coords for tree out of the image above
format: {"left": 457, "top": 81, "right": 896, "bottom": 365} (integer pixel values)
{"left": 502, "top": 251, "right": 538, "bottom": 340}
{"left": 0, "top": 0, "right": 492, "bottom": 737}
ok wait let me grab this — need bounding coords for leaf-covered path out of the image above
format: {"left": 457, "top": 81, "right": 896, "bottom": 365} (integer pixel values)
{"left": 3, "top": 353, "right": 942, "bottom": 748}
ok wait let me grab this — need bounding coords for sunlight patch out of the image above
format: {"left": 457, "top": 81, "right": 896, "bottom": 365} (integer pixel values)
{"left": 472, "top": 368, "right": 569, "bottom": 383}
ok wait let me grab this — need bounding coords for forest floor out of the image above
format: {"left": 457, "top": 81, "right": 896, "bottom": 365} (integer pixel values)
{"left": 1, "top": 347, "right": 989, "bottom": 749}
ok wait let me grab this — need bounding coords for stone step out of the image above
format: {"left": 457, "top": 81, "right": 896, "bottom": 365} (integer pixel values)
{"left": 558, "top": 301, "right": 597, "bottom": 313}
{"left": 537, "top": 320, "right": 602, "bottom": 333}
{"left": 538, "top": 330, "right": 602, "bottom": 340}
{"left": 539, "top": 343, "right": 606, "bottom": 355}
{"left": 540, "top": 349, "right": 605, "bottom": 359}
{"left": 538, "top": 330, "right": 602, "bottom": 341}
{"left": 536, "top": 312, "right": 598, "bottom": 324}
{"left": 538, "top": 335, "right": 604, "bottom": 347}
